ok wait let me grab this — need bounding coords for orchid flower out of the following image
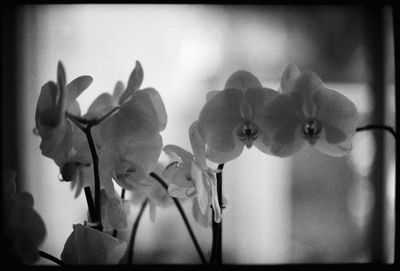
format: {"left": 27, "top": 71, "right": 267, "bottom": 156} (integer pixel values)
{"left": 92, "top": 65, "right": 167, "bottom": 196}
{"left": 3, "top": 170, "right": 46, "bottom": 263}
{"left": 35, "top": 61, "right": 93, "bottom": 168}
{"left": 59, "top": 61, "right": 167, "bottom": 198}
{"left": 197, "top": 70, "right": 279, "bottom": 163}
{"left": 163, "top": 121, "right": 223, "bottom": 224}
{"left": 262, "top": 64, "right": 359, "bottom": 157}
{"left": 61, "top": 223, "right": 127, "bottom": 264}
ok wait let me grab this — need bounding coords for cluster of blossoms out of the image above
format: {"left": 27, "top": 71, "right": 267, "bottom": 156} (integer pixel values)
{"left": 4, "top": 60, "right": 359, "bottom": 264}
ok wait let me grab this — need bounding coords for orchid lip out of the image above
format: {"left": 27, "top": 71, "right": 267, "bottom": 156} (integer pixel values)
{"left": 302, "top": 118, "right": 322, "bottom": 144}
{"left": 237, "top": 122, "right": 258, "bottom": 148}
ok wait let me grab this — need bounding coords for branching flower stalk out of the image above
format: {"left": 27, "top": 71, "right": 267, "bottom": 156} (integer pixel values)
{"left": 65, "top": 107, "right": 120, "bottom": 231}
{"left": 149, "top": 171, "right": 207, "bottom": 264}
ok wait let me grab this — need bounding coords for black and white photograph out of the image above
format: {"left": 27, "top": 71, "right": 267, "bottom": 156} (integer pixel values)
{"left": 1, "top": 3, "right": 398, "bottom": 267}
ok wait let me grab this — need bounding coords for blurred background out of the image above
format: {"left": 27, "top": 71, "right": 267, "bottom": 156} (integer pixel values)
{"left": 2, "top": 4, "right": 395, "bottom": 264}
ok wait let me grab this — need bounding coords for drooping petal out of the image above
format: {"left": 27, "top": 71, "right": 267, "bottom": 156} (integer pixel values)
{"left": 191, "top": 162, "right": 209, "bottom": 215}
{"left": 191, "top": 198, "right": 211, "bottom": 227}
{"left": 207, "top": 172, "right": 221, "bottom": 223}
{"left": 189, "top": 121, "right": 207, "bottom": 170}
{"left": 313, "top": 86, "right": 359, "bottom": 143}
{"left": 198, "top": 88, "right": 244, "bottom": 154}
{"left": 279, "top": 63, "right": 300, "bottom": 93}
{"left": 225, "top": 70, "right": 262, "bottom": 90}
{"left": 314, "top": 130, "right": 353, "bottom": 157}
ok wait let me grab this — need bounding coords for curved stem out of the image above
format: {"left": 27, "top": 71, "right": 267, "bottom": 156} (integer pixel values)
{"left": 149, "top": 172, "right": 207, "bottom": 264}
{"left": 38, "top": 250, "right": 66, "bottom": 266}
{"left": 210, "top": 163, "right": 224, "bottom": 265}
{"left": 356, "top": 124, "right": 397, "bottom": 140}
{"left": 84, "top": 125, "right": 102, "bottom": 231}
{"left": 124, "top": 198, "right": 148, "bottom": 264}
{"left": 119, "top": 199, "right": 148, "bottom": 264}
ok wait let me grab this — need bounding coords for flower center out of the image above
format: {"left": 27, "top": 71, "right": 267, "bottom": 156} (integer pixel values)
{"left": 302, "top": 119, "right": 322, "bottom": 143}
{"left": 237, "top": 122, "right": 258, "bottom": 148}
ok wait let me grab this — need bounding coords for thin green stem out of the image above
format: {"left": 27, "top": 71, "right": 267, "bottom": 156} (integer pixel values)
{"left": 356, "top": 124, "right": 397, "bottom": 140}
{"left": 149, "top": 172, "right": 207, "bottom": 264}
{"left": 210, "top": 163, "right": 224, "bottom": 265}
{"left": 120, "top": 199, "right": 149, "bottom": 264}
{"left": 38, "top": 250, "right": 67, "bottom": 266}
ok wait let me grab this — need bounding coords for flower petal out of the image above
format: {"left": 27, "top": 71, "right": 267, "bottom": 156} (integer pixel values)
{"left": 163, "top": 144, "right": 193, "bottom": 164}
{"left": 113, "top": 134, "right": 163, "bottom": 191}
{"left": 206, "top": 90, "right": 219, "bottom": 102}
{"left": 279, "top": 63, "right": 300, "bottom": 93}
{"left": 61, "top": 223, "right": 124, "bottom": 264}
{"left": 261, "top": 92, "right": 305, "bottom": 157}
{"left": 290, "top": 71, "right": 325, "bottom": 117}
{"left": 205, "top": 135, "right": 244, "bottom": 164}
{"left": 206, "top": 172, "right": 221, "bottom": 223}
{"left": 198, "top": 88, "right": 244, "bottom": 153}
{"left": 85, "top": 93, "right": 114, "bottom": 119}
{"left": 65, "top": 75, "right": 93, "bottom": 109}
{"left": 168, "top": 183, "right": 195, "bottom": 198}
{"left": 191, "top": 162, "right": 209, "bottom": 215}
{"left": 313, "top": 86, "right": 359, "bottom": 141}
{"left": 244, "top": 87, "right": 279, "bottom": 132}
{"left": 35, "top": 81, "right": 61, "bottom": 128}
{"left": 119, "top": 61, "right": 144, "bottom": 104}
{"left": 314, "top": 129, "right": 353, "bottom": 157}
{"left": 269, "top": 125, "right": 306, "bottom": 157}
{"left": 191, "top": 198, "right": 210, "bottom": 227}
{"left": 189, "top": 121, "right": 207, "bottom": 169}
{"left": 114, "top": 88, "right": 167, "bottom": 141}
{"left": 112, "top": 81, "right": 125, "bottom": 103}
{"left": 225, "top": 70, "right": 262, "bottom": 90}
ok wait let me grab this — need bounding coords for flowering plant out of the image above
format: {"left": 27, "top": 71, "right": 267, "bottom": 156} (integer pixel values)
{"left": 3, "top": 60, "right": 395, "bottom": 265}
